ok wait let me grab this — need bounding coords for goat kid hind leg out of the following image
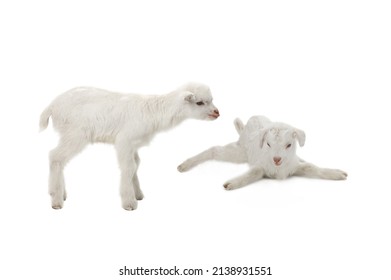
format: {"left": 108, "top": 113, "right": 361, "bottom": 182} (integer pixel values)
{"left": 49, "top": 135, "right": 88, "bottom": 209}
{"left": 115, "top": 139, "right": 139, "bottom": 210}
{"left": 177, "top": 142, "right": 246, "bottom": 172}
{"left": 133, "top": 152, "right": 144, "bottom": 200}
{"left": 223, "top": 166, "right": 265, "bottom": 190}
{"left": 294, "top": 162, "right": 348, "bottom": 180}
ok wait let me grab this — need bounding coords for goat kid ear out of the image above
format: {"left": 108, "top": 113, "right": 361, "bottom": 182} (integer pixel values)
{"left": 184, "top": 92, "right": 196, "bottom": 103}
{"left": 293, "top": 129, "right": 306, "bottom": 147}
{"left": 259, "top": 129, "right": 268, "bottom": 148}
{"left": 234, "top": 118, "right": 244, "bottom": 135}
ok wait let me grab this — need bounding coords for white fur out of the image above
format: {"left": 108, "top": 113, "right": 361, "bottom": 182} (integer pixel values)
{"left": 40, "top": 82, "right": 219, "bottom": 210}
{"left": 178, "top": 115, "right": 347, "bottom": 190}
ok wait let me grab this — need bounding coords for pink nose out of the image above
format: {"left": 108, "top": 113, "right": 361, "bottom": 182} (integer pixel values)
{"left": 273, "top": 157, "right": 282, "bottom": 165}
{"left": 214, "top": 109, "right": 220, "bottom": 116}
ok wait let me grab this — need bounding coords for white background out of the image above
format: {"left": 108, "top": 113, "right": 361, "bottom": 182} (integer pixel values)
{"left": 0, "top": 0, "right": 390, "bottom": 279}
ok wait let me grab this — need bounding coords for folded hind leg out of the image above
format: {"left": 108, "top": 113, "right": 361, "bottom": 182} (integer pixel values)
{"left": 177, "top": 142, "right": 246, "bottom": 172}
{"left": 48, "top": 134, "right": 87, "bottom": 209}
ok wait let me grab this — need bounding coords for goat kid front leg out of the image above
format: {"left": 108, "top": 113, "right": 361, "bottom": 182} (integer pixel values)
{"left": 224, "top": 166, "right": 265, "bottom": 190}
{"left": 178, "top": 142, "right": 246, "bottom": 172}
{"left": 49, "top": 160, "right": 66, "bottom": 210}
{"left": 115, "top": 140, "right": 138, "bottom": 210}
{"left": 294, "top": 162, "right": 348, "bottom": 180}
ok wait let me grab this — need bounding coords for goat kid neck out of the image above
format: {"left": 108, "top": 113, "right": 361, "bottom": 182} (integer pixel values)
{"left": 128, "top": 92, "right": 186, "bottom": 134}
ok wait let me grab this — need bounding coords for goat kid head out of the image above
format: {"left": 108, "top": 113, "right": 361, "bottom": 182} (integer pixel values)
{"left": 180, "top": 82, "right": 220, "bottom": 121}
{"left": 259, "top": 125, "right": 305, "bottom": 167}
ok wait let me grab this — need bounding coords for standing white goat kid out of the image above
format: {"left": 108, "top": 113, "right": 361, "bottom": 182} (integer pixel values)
{"left": 40, "top": 83, "right": 219, "bottom": 210}
{"left": 178, "top": 115, "right": 347, "bottom": 189}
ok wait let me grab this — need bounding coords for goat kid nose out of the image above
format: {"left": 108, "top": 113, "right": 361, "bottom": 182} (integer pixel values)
{"left": 213, "top": 109, "right": 220, "bottom": 116}
{"left": 273, "top": 157, "right": 282, "bottom": 164}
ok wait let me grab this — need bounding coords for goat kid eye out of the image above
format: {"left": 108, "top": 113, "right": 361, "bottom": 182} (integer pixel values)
{"left": 267, "top": 143, "right": 271, "bottom": 148}
{"left": 286, "top": 144, "right": 292, "bottom": 149}
{"left": 196, "top": 101, "right": 205, "bottom": 106}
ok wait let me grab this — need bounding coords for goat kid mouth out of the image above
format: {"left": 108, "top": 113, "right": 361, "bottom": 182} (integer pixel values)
{"left": 208, "top": 114, "right": 220, "bottom": 119}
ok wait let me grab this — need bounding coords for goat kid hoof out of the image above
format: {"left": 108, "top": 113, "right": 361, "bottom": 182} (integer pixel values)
{"left": 122, "top": 200, "right": 138, "bottom": 211}
{"left": 51, "top": 196, "right": 64, "bottom": 209}
{"left": 335, "top": 170, "right": 348, "bottom": 180}
{"left": 328, "top": 169, "right": 348, "bottom": 180}
{"left": 52, "top": 204, "right": 63, "bottom": 210}
{"left": 177, "top": 162, "right": 191, "bottom": 172}
{"left": 223, "top": 182, "right": 234, "bottom": 190}
{"left": 136, "top": 193, "right": 144, "bottom": 201}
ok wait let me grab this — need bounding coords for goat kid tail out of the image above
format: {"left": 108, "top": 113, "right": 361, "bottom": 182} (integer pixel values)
{"left": 234, "top": 118, "right": 245, "bottom": 135}
{"left": 39, "top": 106, "right": 52, "bottom": 132}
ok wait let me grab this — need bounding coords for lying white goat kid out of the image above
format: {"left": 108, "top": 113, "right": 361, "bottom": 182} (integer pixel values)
{"left": 40, "top": 83, "right": 220, "bottom": 210}
{"left": 178, "top": 115, "right": 347, "bottom": 189}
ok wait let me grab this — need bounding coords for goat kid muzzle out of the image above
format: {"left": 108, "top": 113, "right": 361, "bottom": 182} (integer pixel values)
{"left": 273, "top": 156, "right": 282, "bottom": 166}
{"left": 208, "top": 109, "right": 220, "bottom": 119}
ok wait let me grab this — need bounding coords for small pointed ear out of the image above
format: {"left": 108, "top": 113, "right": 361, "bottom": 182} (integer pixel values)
{"left": 184, "top": 92, "right": 196, "bottom": 103}
{"left": 259, "top": 129, "right": 269, "bottom": 148}
{"left": 293, "top": 129, "right": 306, "bottom": 147}
{"left": 234, "top": 118, "right": 244, "bottom": 135}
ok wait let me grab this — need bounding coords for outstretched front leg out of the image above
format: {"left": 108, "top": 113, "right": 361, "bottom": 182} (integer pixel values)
{"left": 177, "top": 142, "right": 246, "bottom": 172}
{"left": 224, "top": 166, "right": 265, "bottom": 190}
{"left": 294, "top": 161, "right": 348, "bottom": 180}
